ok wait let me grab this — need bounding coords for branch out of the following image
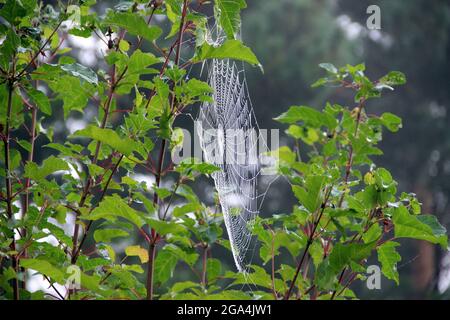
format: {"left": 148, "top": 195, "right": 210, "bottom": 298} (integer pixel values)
{"left": 284, "top": 187, "right": 332, "bottom": 300}
{"left": 338, "top": 98, "right": 366, "bottom": 207}
{"left": 16, "top": 20, "right": 63, "bottom": 79}
{"left": 201, "top": 244, "right": 208, "bottom": 288}
{"left": 4, "top": 56, "right": 19, "bottom": 299}
{"left": 146, "top": 0, "right": 189, "bottom": 301}
{"left": 72, "top": 155, "right": 125, "bottom": 262}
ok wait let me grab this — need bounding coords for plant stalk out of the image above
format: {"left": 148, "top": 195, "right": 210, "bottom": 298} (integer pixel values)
{"left": 4, "top": 78, "right": 19, "bottom": 300}
{"left": 284, "top": 187, "right": 332, "bottom": 300}
{"left": 146, "top": 243, "right": 156, "bottom": 300}
{"left": 145, "top": 0, "right": 189, "bottom": 300}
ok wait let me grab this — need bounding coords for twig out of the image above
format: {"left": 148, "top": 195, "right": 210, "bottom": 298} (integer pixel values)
{"left": 146, "top": 0, "right": 189, "bottom": 301}
{"left": 16, "top": 20, "right": 63, "bottom": 79}
{"left": 201, "top": 244, "right": 208, "bottom": 288}
{"left": 284, "top": 187, "right": 332, "bottom": 300}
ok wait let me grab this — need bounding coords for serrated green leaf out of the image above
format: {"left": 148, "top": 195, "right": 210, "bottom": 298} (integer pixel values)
{"left": 85, "top": 195, "right": 145, "bottom": 228}
{"left": 193, "top": 40, "right": 261, "bottom": 69}
{"left": 377, "top": 241, "right": 401, "bottom": 284}
{"left": 379, "top": 71, "right": 406, "bottom": 86}
{"left": 154, "top": 250, "right": 178, "bottom": 285}
{"left": 274, "top": 105, "right": 336, "bottom": 129}
{"left": 206, "top": 258, "right": 222, "bottom": 282}
{"left": 103, "top": 12, "right": 162, "bottom": 42}
{"left": 60, "top": 63, "right": 98, "bottom": 85}
{"left": 26, "top": 88, "right": 52, "bottom": 115}
{"left": 20, "top": 259, "right": 66, "bottom": 283}
{"left": 215, "top": 0, "right": 247, "bottom": 39}
{"left": 24, "top": 155, "right": 70, "bottom": 180}
{"left": 292, "top": 175, "right": 325, "bottom": 213}
{"left": 93, "top": 228, "right": 130, "bottom": 243}
{"left": 319, "top": 63, "right": 338, "bottom": 74}
{"left": 73, "top": 125, "right": 138, "bottom": 156}
{"left": 147, "top": 218, "right": 187, "bottom": 236}
{"left": 380, "top": 112, "right": 402, "bottom": 133}
{"left": 393, "top": 206, "right": 448, "bottom": 249}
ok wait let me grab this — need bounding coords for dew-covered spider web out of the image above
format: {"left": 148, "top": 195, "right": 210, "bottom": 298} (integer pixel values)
{"left": 196, "top": 35, "right": 278, "bottom": 273}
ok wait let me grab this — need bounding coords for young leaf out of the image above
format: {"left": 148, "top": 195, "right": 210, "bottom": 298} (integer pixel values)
{"left": 377, "top": 241, "right": 401, "bottom": 285}
{"left": 392, "top": 206, "right": 448, "bottom": 249}
{"left": 73, "top": 126, "right": 138, "bottom": 156}
{"left": 103, "top": 12, "right": 162, "bottom": 42}
{"left": 274, "top": 105, "right": 336, "bottom": 129}
{"left": 319, "top": 63, "right": 338, "bottom": 74}
{"left": 94, "top": 229, "right": 130, "bottom": 243}
{"left": 292, "top": 175, "right": 325, "bottom": 213}
{"left": 154, "top": 250, "right": 178, "bottom": 285}
{"left": 215, "top": 0, "right": 247, "bottom": 39}
{"left": 85, "top": 195, "right": 145, "bottom": 228}
{"left": 24, "top": 155, "right": 70, "bottom": 181}
{"left": 193, "top": 40, "right": 261, "bottom": 70}
{"left": 125, "top": 245, "right": 149, "bottom": 263}
{"left": 20, "top": 259, "right": 66, "bottom": 284}
{"left": 26, "top": 88, "right": 52, "bottom": 115}
{"left": 380, "top": 112, "right": 402, "bottom": 133}
{"left": 61, "top": 63, "right": 98, "bottom": 85}
{"left": 379, "top": 71, "right": 407, "bottom": 86}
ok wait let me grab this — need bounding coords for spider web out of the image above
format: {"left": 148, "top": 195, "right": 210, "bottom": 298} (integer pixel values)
{"left": 196, "top": 54, "right": 276, "bottom": 273}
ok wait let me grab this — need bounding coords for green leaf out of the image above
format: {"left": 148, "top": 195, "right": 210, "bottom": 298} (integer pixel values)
{"left": 205, "top": 290, "right": 252, "bottom": 300}
{"left": 147, "top": 218, "right": 187, "bottom": 236}
{"left": 274, "top": 105, "right": 336, "bottom": 129}
{"left": 206, "top": 258, "right": 222, "bottom": 282}
{"left": 24, "top": 155, "right": 70, "bottom": 180}
{"left": 226, "top": 265, "right": 282, "bottom": 290}
{"left": 215, "top": 0, "right": 247, "bottom": 39}
{"left": 170, "top": 281, "right": 200, "bottom": 294}
{"left": 103, "top": 12, "right": 162, "bottom": 42}
{"left": 393, "top": 206, "right": 448, "bottom": 249}
{"left": 60, "top": 63, "right": 98, "bottom": 85}
{"left": 292, "top": 175, "right": 325, "bottom": 213}
{"left": 316, "top": 242, "right": 375, "bottom": 290}
{"left": 93, "top": 228, "right": 130, "bottom": 243}
{"left": 125, "top": 245, "right": 149, "bottom": 263}
{"left": 127, "top": 50, "right": 160, "bottom": 74}
{"left": 379, "top": 71, "right": 406, "bottom": 86}
{"left": 154, "top": 250, "right": 178, "bottom": 285}
{"left": 73, "top": 125, "right": 138, "bottom": 156}
{"left": 20, "top": 259, "right": 66, "bottom": 283}
{"left": 377, "top": 241, "right": 401, "bottom": 284}
{"left": 85, "top": 195, "right": 145, "bottom": 228}
{"left": 35, "top": 70, "right": 96, "bottom": 118}
{"left": 319, "top": 63, "right": 338, "bottom": 74}
{"left": 380, "top": 112, "right": 402, "bottom": 133}
{"left": 26, "top": 88, "right": 52, "bottom": 115}
{"left": 175, "top": 159, "right": 220, "bottom": 176}
{"left": 183, "top": 78, "right": 213, "bottom": 102}
{"left": 362, "top": 223, "right": 382, "bottom": 243}
{"left": 0, "top": 0, "right": 27, "bottom": 25}
{"left": 193, "top": 40, "right": 261, "bottom": 69}
{"left": 164, "top": 244, "right": 198, "bottom": 267}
